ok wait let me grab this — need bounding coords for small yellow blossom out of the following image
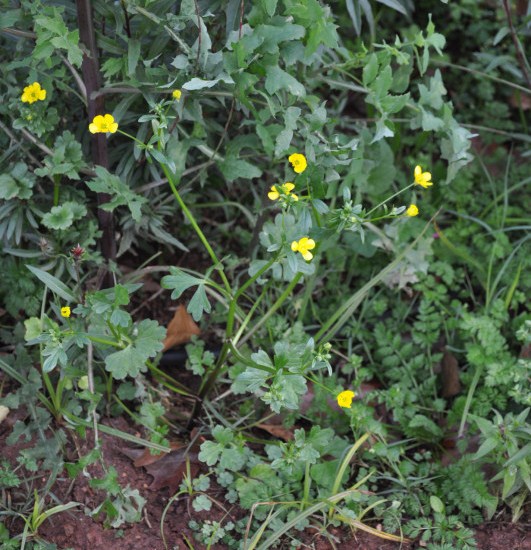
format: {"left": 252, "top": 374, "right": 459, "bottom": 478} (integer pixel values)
{"left": 288, "top": 153, "right": 307, "bottom": 174}
{"left": 414, "top": 165, "right": 433, "bottom": 188}
{"left": 337, "top": 390, "right": 355, "bottom": 409}
{"left": 406, "top": 204, "right": 419, "bottom": 217}
{"left": 21, "top": 82, "right": 46, "bottom": 104}
{"left": 172, "top": 89, "right": 182, "bottom": 100}
{"left": 291, "top": 237, "right": 316, "bottom": 261}
{"left": 268, "top": 182, "right": 298, "bottom": 201}
{"left": 60, "top": 306, "right": 71, "bottom": 318}
{"left": 89, "top": 114, "right": 119, "bottom": 134}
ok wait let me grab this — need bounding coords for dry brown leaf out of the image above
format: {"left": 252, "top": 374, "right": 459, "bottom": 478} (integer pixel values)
{"left": 441, "top": 350, "right": 461, "bottom": 398}
{"left": 122, "top": 443, "right": 200, "bottom": 492}
{"left": 257, "top": 423, "right": 294, "bottom": 441}
{"left": 163, "top": 304, "right": 201, "bottom": 352}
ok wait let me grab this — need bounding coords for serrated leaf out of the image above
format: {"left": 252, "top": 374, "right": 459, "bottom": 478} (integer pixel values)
{"left": 42, "top": 205, "right": 75, "bottom": 230}
{"left": 187, "top": 285, "right": 211, "bottom": 321}
{"left": 105, "top": 345, "right": 147, "bottom": 380}
{"left": 265, "top": 66, "right": 305, "bottom": 97}
{"left": 161, "top": 268, "right": 203, "bottom": 299}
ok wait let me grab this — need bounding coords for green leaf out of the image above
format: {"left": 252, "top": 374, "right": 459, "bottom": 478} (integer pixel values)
{"left": 24, "top": 317, "right": 42, "bottom": 341}
{"left": 362, "top": 54, "right": 379, "bottom": 86}
{"left": 86, "top": 166, "right": 147, "bottom": 222}
{"left": 376, "top": 0, "right": 407, "bottom": 15}
{"left": 26, "top": 265, "right": 76, "bottom": 302}
{"left": 104, "top": 320, "right": 164, "bottom": 379}
{"left": 105, "top": 345, "right": 147, "bottom": 380}
{"left": 430, "top": 495, "right": 445, "bottom": 513}
{"left": 135, "top": 319, "right": 165, "bottom": 358}
{"left": 188, "top": 285, "right": 211, "bottom": 322}
{"left": 473, "top": 437, "right": 499, "bottom": 460}
{"left": 127, "top": 38, "right": 141, "bottom": 75}
{"left": 265, "top": 66, "right": 305, "bottom": 97}
{"left": 192, "top": 494, "right": 212, "bottom": 512}
{"left": 261, "top": 0, "right": 278, "bottom": 16}
{"left": 219, "top": 158, "right": 262, "bottom": 181}
{"left": 42, "top": 204, "right": 75, "bottom": 230}
{"left": 161, "top": 268, "right": 204, "bottom": 299}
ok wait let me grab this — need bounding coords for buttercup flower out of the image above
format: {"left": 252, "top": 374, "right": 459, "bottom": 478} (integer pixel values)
{"left": 414, "top": 165, "right": 433, "bottom": 188}
{"left": 172, "top": 89, "right": 182, "bottom": 100}
{"left": 89, "top": 114, "right": 118, "bottom": 134}
{"left": 21, "top": 82, "right": 46, "bottom": 104}
{"left": 288, "top": 153, "right": 307, "bottom": 174}
{"left": 406, "top": 204, "right": 419, "bottom": 217}
{"left": 60, "top": 306, "right": 71, "bottom": 318}
{"left": 268, "top": 182, "right": 298, "bottom": 201}
{"left": 291, "top": 237, "right": 316, "bottom": 261}
{"left": 337, "top": 390, "right": 355, "bottom": 409}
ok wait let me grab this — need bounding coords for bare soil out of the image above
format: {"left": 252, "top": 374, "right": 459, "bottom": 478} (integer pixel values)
{"left": 1, "top": 372, "right": 530, "bottom": 550}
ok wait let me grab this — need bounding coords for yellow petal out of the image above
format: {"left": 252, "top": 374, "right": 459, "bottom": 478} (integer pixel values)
{"left": 268, "top": 191, "right": 279, "bottom": 200}
{"left": 38, "top": 89, "right": 46, "bottom": 100}
{"left": 414, "top": 165, "right": 422, "bottom": 178}
{"left": 284, "top": 182, "right": 295, "bottom": 192}
{"left": 292, "top": 194, "right": 299, "bottom": 201}
{"left": 89, "top": 123, "right": 99, "bottom": 134}
{"left": 109, "top": 122, "right": 119, "bottom": 133}
{"left": 291, "top": 241, "right": 299, "bottom": 252}
{"left": 302, "top": 250, "right": 313, "bottom": 261}
{"left": 305, "top": 238, "right": 316, "bottom": 250}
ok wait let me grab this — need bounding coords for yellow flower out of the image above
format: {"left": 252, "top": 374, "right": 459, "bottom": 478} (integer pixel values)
{"left": 288, "top": 153, "right": 307, "bottom": 174}
{"left": 291, "top": 237, "right": 316, "bottom": 261}
{"left": 414, "top": 165, "right": 433, "bottom": 188}
{"left": 406, "top": 204, "right": 419, "bottom": 217}
{"left": 172, "top": 89, "right": 182, "bottom": 100}
{"left": 337, "top": 390, "right": 355, "bottom": 409}
{"left": 89, "top": 114, "right": 119, "bottom": 134}
{"left": 21, "top": 82, "right": 46, "bottom": 104}
{"left": 60, "top": 306, "right": 71, "bottom": 318}
{"left": 268, "top": 182, "right": 299, "bottom": 201}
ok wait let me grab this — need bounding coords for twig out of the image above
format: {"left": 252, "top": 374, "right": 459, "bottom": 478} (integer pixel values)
{"left": 87, "top": 340, "right": 99, "bottom": 448}
{"left": 501, "top": 0, "right": 531, "bottom": 89}
{"left": 120, "top": 0, "right": 132, "bottom": 38}
{"left": 58, "top": 53, "right": 88, "bottom": 104}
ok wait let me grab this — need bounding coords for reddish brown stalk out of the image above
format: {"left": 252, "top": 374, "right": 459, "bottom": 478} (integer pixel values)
{"left": 76, "top": 0, "right": 117, "bottom": 287}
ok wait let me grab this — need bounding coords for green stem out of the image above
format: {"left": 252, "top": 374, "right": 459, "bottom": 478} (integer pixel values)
{"left": 237, "top": 272, "right": 303, "bottom": 348}
{"left": 86, "top": 334, "right": 122, "bottom": 348}
{"left": 366, "top": 183, "right": 415, "bottom": 217}
{"left": 117, "top": 128, "right": 146, "bottom": 147}
{"left": 159, "top": 162, "right": 232, "bottom": 294}
{"left": 458, "top": 363, "right": 484, "bottom": 438}
{"left": 225, "top": 256, "right": 277, "bottom": 338}
{"left": 302, "top": 462, "right": 311, "bottom": 511}
{"left": 53, "top": 177, "right": 60, "bottom": 206}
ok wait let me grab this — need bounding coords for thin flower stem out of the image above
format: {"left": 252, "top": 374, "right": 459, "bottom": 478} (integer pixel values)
{"left": 159, "top": 163, "right": 232, "bottom": 294}
{"left": 237, "top": 272, "right": 303, "bottom": 348}
{"left": 86, "top": 334, "right": 122, "bottom": 348}
{"left": 117, "top": 129, "right": 145, "bottom": 147}
{"left": 225, "top": 256, "right": 277, "bottom": 338}
{"left": 366, "top": 183, "right": 415, "bottom": 217}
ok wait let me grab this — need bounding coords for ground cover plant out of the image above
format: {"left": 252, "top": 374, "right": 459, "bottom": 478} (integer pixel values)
{"left": 0, "top": 0, "right": 530, "bottom": 548}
